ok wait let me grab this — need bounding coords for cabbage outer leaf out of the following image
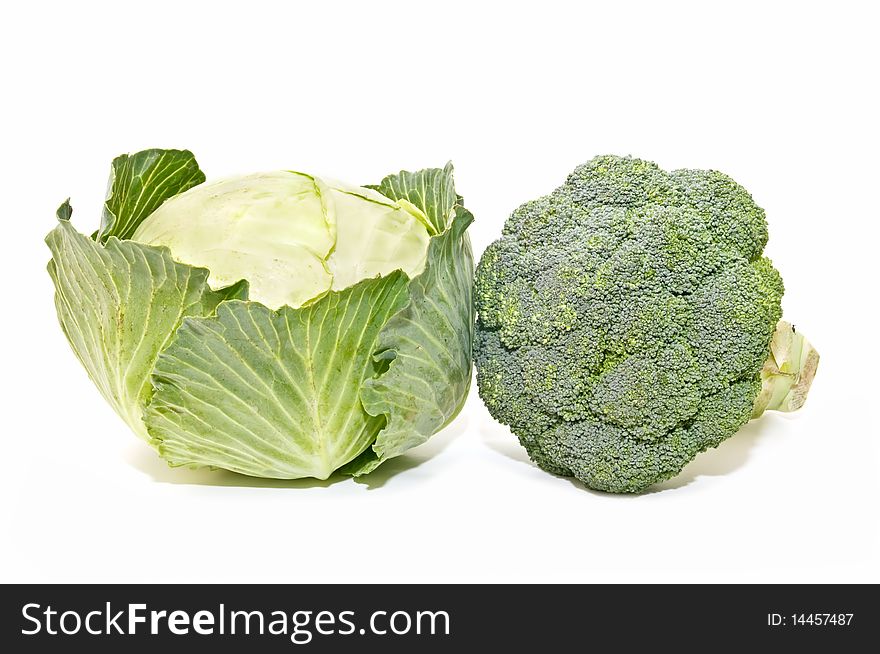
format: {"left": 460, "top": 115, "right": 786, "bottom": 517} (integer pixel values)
{"left": 366, "top": 162, "right": 458, "bottom": 235}
{"left": 46, "top": 207, "right": 246, "bottom": 439}
{"left": 98, "top": 149, "right": 205, "bottom": 243}
{"left": 346, "top": 169, "right": 475, "bottom": 475}
{"left": 147, "top": 275, "right": 409, "bottom": 479}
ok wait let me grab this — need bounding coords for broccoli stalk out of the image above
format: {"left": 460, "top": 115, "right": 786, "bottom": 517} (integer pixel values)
{"left": 752, "top": 321, "right": 820, "bottom": 418}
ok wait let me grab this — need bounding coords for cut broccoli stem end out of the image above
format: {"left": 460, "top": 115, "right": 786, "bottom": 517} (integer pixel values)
{"left": 752, "top": 320, "right": 820, "bottom": 418}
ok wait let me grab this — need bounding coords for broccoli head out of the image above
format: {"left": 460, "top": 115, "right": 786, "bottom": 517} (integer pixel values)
{"left": 474, "top": 155, "right": 819, "bottom": 493}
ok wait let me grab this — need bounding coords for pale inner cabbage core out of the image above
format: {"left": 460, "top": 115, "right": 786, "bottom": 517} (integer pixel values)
{"left": 131, "top": 171, "right": 432, "bottom": 309}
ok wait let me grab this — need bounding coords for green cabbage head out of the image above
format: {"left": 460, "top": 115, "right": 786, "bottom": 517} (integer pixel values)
{"left": 46, "top": 149, "right": 474, "bottom": 479}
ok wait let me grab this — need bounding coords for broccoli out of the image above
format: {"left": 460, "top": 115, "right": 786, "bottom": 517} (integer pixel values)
{"left": 474, "top": 155, "right": 819, "bottom": 493}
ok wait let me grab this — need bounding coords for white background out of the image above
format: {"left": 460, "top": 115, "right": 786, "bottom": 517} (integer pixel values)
{"left": 2, "top": 0, "right": 877, "bottom": 583}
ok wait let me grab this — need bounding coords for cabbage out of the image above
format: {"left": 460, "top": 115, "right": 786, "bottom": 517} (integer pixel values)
{"left": 46, "top": 149, "right": 474, "bottom": 479}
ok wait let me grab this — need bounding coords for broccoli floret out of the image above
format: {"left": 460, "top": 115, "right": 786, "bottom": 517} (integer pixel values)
{"left": 474, "top": 155, "right": 818, "bottom": 493}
